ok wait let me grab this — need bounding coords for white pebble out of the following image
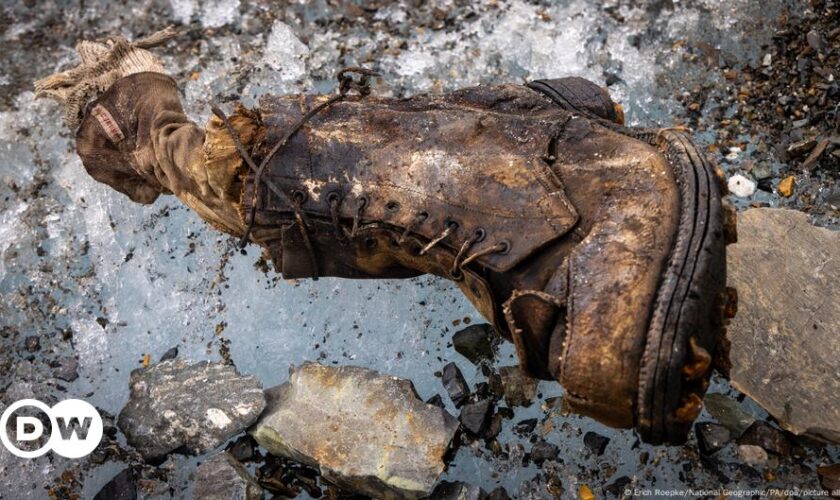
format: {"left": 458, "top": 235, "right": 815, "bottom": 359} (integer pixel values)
{"left": 728, "top": 174, "right": 757, "bottom": 198}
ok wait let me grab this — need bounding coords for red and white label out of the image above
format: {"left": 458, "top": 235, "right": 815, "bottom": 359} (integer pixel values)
{"left": 90, "top": 104, "right": 125, "bottom": 143}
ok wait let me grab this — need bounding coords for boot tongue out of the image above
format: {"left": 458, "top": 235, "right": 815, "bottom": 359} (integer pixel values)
{"left": 503, "top": 290, "right": 566, "bottom": 380}
{"left": 527, "top": 77, "right": 623, "bottom": 124}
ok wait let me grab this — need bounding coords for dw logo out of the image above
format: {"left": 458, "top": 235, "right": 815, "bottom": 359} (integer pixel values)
{"left": 0, "top": 399, "right": 103, "bottom": 459}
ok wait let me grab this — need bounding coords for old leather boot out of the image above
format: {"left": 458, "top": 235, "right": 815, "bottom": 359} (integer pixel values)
{"left": 39, "top": 32, "right": 731, "bottom": 444}
{"left": 237, "top": 77, "right": 730, "bottom": 444}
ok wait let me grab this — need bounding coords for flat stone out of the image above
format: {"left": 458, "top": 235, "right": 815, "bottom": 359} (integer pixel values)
{"left": 695, "top": 422, "right": 731, "bottom": 455}
{"left": 497, "top": 366, "right": 538, "bottom": 407}
{"left": 117, "top": 360, "right": 265, "bottom": 460}
{"left": 452, "top": 324, "right": 497, "bottom": 365}
{"left": 193, "top": 452, "right": 263, "bottom": 500}
{"left": 251, "top": 362, "right": 458, "bottom": 500}
{"left": 702, "top": 393, "right": 755, "bottom": 437}
{"left": 728, "top": 208, "right": 840, "bottom": 443}
{"left": 442, "top": 362, "right": 470, "bottom": 407}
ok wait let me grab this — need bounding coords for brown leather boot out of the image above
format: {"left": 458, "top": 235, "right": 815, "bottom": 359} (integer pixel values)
{"left": 52, "top": 38, "right": 730, "bottom": 442}
{"left": 230, "top": 77, "right": 731, "bottom": 444}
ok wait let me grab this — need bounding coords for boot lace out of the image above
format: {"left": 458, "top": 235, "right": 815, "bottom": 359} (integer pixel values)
{"left": 212, "top": 67, "right": 379, "bottom": 280}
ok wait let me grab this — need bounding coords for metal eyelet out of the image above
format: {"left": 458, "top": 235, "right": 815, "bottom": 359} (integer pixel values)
{"left": 358, "top": 195, "right": 369, "bottom": 208}
{"left": 364, "top": 237, "right": 378, "bottom": 249}
{"left": 326, "top": 191, "right": 341, "bottom": 204}
{"left": 473, "top": 228, "right": 486, "bottom": 242}
{"left": 498, "top": 239, "right": 511, "bottom": 254}
{"left": 292, "top": 189, "right": 308, "bottom": 204}
{"left": 449, "top": 268, "right": 464, "bottom": 281}
{"left": 385, "top": 200, "right": 400, "bottom": 213}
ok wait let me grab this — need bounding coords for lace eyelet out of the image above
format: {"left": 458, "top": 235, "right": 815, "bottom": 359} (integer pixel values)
{"left": 449, "top": 268, "right": 464, "bottom": 281}
{"left": 385, "top": 200, "right": 400, "bottom": 213}
{"left": 292, "top": 190, "right": 308, "bottom": 204}
{"left": 326, "top": 191, "right": 341, "bottom": 204}
{"left": 498, "top": 240, "right": 512, "bottom": 254}
{"left": 473, "top": 228, "right": 486, "bottom": 242}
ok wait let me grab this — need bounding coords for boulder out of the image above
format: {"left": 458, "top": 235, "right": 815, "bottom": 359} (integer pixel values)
{"left": 251, "top": 362, "right": 458, "bottom": 500}
{"left": 728, "top": 208, "right": 840, "bottom": 443}
{"left": 193, "top": 452, "right": 263, "bottom": 500}
{"left": 118, "top": 360, "right": 265, "bottom": 460}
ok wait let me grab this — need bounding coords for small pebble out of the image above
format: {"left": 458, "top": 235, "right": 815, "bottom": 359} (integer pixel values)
{"left": 778, "top": 175, "right": 795, "bottom": 197}
{"left": 24, "top": 335, "right": 40, "bottom": 352}
{"left": 727, "top": 174, "right": 757, "bottom": 197}
{"left": 738, "top": 444, "right": 769, "bottom": 467}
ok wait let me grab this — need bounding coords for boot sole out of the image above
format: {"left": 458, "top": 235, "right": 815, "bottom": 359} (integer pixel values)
{"left": 631, "top": 129, "right": 728, "bottom": 444}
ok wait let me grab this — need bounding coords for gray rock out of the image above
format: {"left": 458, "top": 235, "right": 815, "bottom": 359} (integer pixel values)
{"left": 251, "top": 362, "right": 458, "bottom": 500}
{"left": 442, "top": 362, "right": 470, "bottom": 407}
{"left": 52, "top": 356, "right": 79, "bottom": 382}
{"left": 737, "top": 422, "right": 793, "bottom": 457}
{"left": 159, "top": 347, "right": 179, "bottom": 362}
{"left": 118, "top": 360, "right": 265, "bottom": 460}
{"left": 452, "top": 324, "right": 497, "bottom": 365}
{"left": 702, "top": 393, "right": 755, "bottom": 437}
{"left": 24, "top": 335, "right": 40, "bottom": 352}
{"left": 498, "top": 366, "right": 538, "bottom": 407}
{"left": 459, "top": 399, "right": 493, "bottom": 435}
{"left": 193, "top": 452, "right": 263, "bottom": 500}
{"left": 737, "top": 444, "right": 768, "bottom": 467}
{"left": 530, "top": 440, "right": 560, "bottom": 464}
{"left": 427, "top": 481, "right": 487, "bottom": 500}
{"left": 582, "top": 431, "right": 609, "bottom": 456}
{"left": 94, "top": 468, "right": 136, "bottom": 500}
{"left": 695, "top": 422, "right": 731, "bottom": 455}
{"left": 728, "top": 208, "right": 840, "bottom": 443}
